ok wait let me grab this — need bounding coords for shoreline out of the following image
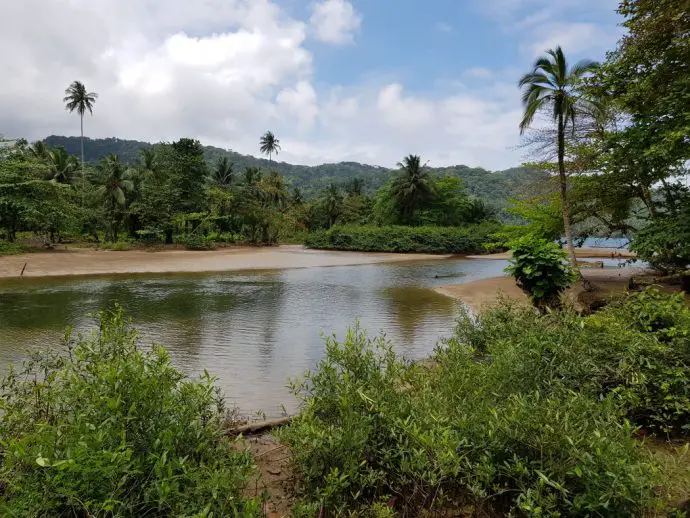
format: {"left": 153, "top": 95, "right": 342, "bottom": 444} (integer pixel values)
{"left": 435, "top": 266, "right": 653, "bottom": 312}
{"left": 468, "top": 247, "right": 636, "bottom": 260}
{"left": 0, "top": 245, "right": 453, "bottom": 279}
{"left": 0, "top": 245, "right": 636, "bottom": 280}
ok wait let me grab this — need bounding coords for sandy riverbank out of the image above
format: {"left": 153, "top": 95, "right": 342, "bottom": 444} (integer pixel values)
{"left": 467, "top": 248, "right": 635, "bottom": 260}
{"left": 0, "top": 245, "right": 452, "bottom": 279}
{"left": 435, "top": 266, "right": 650, "bottom": 312}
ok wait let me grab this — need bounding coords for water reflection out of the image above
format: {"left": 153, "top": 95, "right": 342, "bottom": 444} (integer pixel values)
{"left": 0, "top": 258, "right": 508, "bottom": 416}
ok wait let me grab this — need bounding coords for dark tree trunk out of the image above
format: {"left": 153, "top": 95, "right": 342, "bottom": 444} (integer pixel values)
{"left": 558, "top": 111, "right": 578, "bottom": 271}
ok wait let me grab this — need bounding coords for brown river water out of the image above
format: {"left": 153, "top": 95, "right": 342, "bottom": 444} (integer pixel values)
{"left": 0, "top": 258, "right": 510, "bottom": 416}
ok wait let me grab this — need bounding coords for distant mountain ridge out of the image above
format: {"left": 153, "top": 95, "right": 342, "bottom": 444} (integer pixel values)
{"left": 43, "top": 135, "right": 544, "bottom": 208}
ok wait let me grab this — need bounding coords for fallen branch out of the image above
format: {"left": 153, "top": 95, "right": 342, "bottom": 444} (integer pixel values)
{"left": 227, "top": 416, "right": 293, "bottom": 436}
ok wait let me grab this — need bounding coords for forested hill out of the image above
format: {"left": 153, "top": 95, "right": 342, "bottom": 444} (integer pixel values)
{"left": 44, "top": 135, "right": 543, "bottom": 204}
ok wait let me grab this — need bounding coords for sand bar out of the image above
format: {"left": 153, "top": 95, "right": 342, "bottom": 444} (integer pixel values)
{"left": 436, "top": 266, "right": 650, "bottom": 312}
{"left": 0, "top": 245, "right": 452, "bottom": 279}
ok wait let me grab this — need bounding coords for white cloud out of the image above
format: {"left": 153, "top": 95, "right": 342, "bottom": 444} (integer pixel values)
{"left": 276, "top": 81, "right": 319, "bottom": 131}
{"left": 436, "top": 22, "right": 453, "bottom": 34}
{"left": 475, "top": 0, "right": 621, "bottom": 60}
{"left": 524, "top": 22, "right": 620, "bottom": 58}
{"left": 0, "top": 0, "right": 620, "bottom": 171}
{"left": 309, "top": 0, "right": 361, "bottom": 45}
{"left": 464, "top": 67, "right": 494, "bottom": 79}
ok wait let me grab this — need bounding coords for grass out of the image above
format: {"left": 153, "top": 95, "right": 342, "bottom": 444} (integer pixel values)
{"left": 0, "top": 241, "right": 33, "bottom": 255}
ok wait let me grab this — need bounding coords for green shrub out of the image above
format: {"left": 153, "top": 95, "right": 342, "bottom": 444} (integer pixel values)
{"left": 135, "top": 229, "right": 164, "bottom": 244}
{"left": 207, "top": 231, "right": 239, "bottom": 244}
{"left": 100, "top": 240, "right": 132, "bottom": 251}
{"left": 0, "top": 307, "right": 260, "bottom": 516}
{"left": 183, "top": 233, "right": 216, "bottom": 250}
{"left": 630, "top": 210, "right": 690, "bottom": 273}
{"left": 279, "top": 319, "right": 658, "bottom": 516}
{"left": 505, "top": 235, "right": 575, "bottom": 309}
{"left": 0, "top": 240, "right": 32, "bottom": 255}
{"left": 304, "top": 223, "right": 501, "bottom": 254}
{"left": 454, "top": 289, "right": 690, "bottom": 436}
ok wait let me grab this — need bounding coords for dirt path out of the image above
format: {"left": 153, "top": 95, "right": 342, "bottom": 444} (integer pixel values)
{"left": 0, "top": 245, "right": 451, "bottom": 279}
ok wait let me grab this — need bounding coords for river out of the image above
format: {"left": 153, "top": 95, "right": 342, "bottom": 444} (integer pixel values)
{"left": 0, "top": 257, "right": 514, "bottom": 416}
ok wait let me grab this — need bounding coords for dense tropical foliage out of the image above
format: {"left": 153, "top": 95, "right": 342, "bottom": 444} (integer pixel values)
{"left": 0, "top": 137, "right": 498, "bottom": 251}
{"left": 0, "top": 307, "right": 260, "bottom": 516}
{"left": 280, "top": 288, "right": 689, "bottom": 516}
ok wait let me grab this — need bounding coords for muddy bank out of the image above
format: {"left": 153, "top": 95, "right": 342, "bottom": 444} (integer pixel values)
{"left": 0, "top": 245, "right": 451, "bottom": 279}
{"left": 436, "top": 266, "right": 651, "bottom": 312}
{"left": 468, "top": 248, "right": 635, "bottom": 260}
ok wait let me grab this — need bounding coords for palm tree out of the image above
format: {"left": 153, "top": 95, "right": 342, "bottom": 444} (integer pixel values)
{"left": 259, "top": 131, "right": 281, "bottom": 165}
{"left": 324, "top": 183, "right": 343, "bottom": 228}
{"left": 390, "top": 155, "right": 435, "bottom": 224}
{"left": 244, "top": 166, "right": 261, "bottom": 185}
{"left": 63, "top": 80, "right": 98, "bottom": 187}
{"left": 93, "top": 155, "right": 134, "bottom": 241}
{"left": 139, "top": 148, "right": 159, "bottom": 179}
{"left": 519, "top": 46, "right": 598, "bottom": 268}
{"left": 46, "top": 146, "right": 78, "bottom": 184}
{"left": 212, "top": 157, "right": 234, "bottom": 187}
{"left": 28, "top": 140, "right": 51, "bottom": 161}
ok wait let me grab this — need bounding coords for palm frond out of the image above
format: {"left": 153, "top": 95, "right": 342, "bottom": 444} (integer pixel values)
{"left": 568, "top": 59, "right": 599, "bottom": 83}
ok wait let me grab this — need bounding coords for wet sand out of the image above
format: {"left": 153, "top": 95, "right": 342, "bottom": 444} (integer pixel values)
{"left": 0, "top": 245, "right": 451, "bottom": 279}
{"left": 436, "top": 266, "right": 650, "bottom": 312}
{"left": 468, "top": 248, "right": 635, "bottom": 260}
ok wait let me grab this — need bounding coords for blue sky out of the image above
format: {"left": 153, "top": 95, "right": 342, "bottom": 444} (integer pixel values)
{"left": 2, "top": 0, "right": 625, "bottom": 169}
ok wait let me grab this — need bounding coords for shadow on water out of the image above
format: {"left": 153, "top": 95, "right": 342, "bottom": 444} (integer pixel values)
{"left": 0, "top": 258, "right": 507, "bottom": 416}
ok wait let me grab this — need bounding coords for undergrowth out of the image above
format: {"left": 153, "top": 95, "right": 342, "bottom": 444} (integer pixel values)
{"left": 0, "top": 307, "right": 260, "bottom": 517}
{"left": 280, "top": 288, "right": 690, "bottom": 516}
{"left": 304, "top": 224, "right": 500, "bottom": 254}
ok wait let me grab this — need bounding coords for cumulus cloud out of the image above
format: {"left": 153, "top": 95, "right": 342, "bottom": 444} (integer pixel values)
{"left": 0, "top": 0, "right": 619, "bottom": 170}
{"left": 309, "top": 0, "right": 361, "bottom": 45}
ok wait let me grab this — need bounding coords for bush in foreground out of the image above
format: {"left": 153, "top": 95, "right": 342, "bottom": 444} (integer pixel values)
{"left": 304, "top": 223, "right": 501, "bottom": 254}
{"left": 280, "top": 289, "right": 690, "bottom": 516}
{"left": 0, "top": 307, "right": 260, "bottom": 517}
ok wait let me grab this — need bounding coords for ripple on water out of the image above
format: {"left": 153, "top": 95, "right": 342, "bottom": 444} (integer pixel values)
{"left": 0, "top": 258, "right": 505, "bottom": 417}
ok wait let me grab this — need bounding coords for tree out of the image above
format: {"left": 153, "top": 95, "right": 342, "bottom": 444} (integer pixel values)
{"left": 63, "top": 81, "right": 98, "bottom": 187}
{"left": 28, "top": 140, "right": 51, "bottom": 161}
{"left": 93, "top": 155, "right": 134, "bottom": 241}
{"left": 602, "top": 0, "right": 689, "bottom": 172}
{"left": 212, "top": 157, "right": 234, "bottom": 187}
{"left": 46, "top": 147, "right": 78, "bottom": 184}
{"left": 390, "top": 155, "right": 435, "bottom": 225}
{"left": 323, "top": 183, "right": 344, "bottom": 229}
{"left": 139, "top": 148, "right": 159, "bottom": 179}
{"left": 259, "top": 131, "right": 281, "bottom": 165}
{"left": 519, "top": 47, "right": 598, "bottom": 269}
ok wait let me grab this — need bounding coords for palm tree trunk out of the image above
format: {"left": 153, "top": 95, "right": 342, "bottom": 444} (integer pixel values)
{"left": 558, "top": 112, "right": 578, "bottom": 271}
{"left": 80, "top": 113, "right": 85, "bottom": 206}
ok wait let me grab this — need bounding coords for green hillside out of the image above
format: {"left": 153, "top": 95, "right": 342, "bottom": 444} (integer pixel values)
{"left": 43, "top": 135, "right": 545, "bottom": 207}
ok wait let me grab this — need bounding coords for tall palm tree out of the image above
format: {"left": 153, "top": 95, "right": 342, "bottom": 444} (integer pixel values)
{"left": 63, "top": 80, "right": 98, "bottom": 188}
{"left": 93, "top": 155, "right": 134, "bottom": 241}
{"left": 519, "top": 46, "right": 598, "bottom": 268}
{"left": 391, "top": 155, "right": 434, "bottom": 225}
{"left": 259, "top": 131, "right": 281, "bottom": 165}
{"left": 212, "top": 157, "right": 234, "bottom": 187}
